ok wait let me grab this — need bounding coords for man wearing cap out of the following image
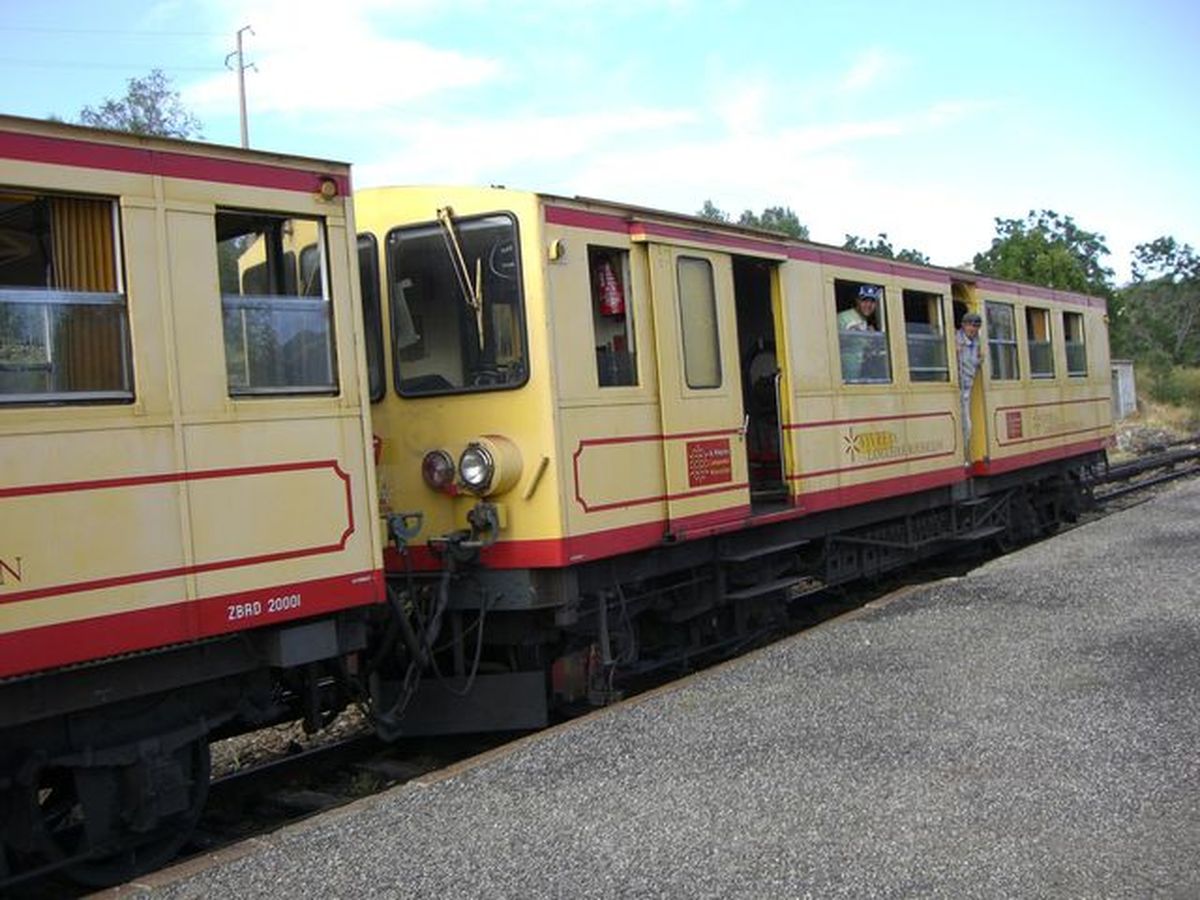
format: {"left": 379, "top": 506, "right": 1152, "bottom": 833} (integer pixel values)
{"left": 838, "top": 284, "right": 881, "bottom": 332}
{"left": 838, "top": 284, "right": 882, "bottom": 380}
{"left": 956, "top": 311, "right": 985, "bottom": 456}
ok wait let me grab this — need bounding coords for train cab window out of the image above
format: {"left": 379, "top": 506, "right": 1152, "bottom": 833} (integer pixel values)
{"left": 1064, "top": 311, "right": 1088, "bottom": 377}
{"left": 216, "top": 211, "right": 338, "bottom": 396}
{"left": 677, "top": 256, "right": 721, "bottom": 388}
{"left": 1026, "top": 307, "right": 1054, "bottom": 378}
{"left": 0, "top": 191, "right": 133, "bottom": 404}
{"left": 589, "top": 246, "right": 637, "bottom": 387}
{"left": 386, "top": 212, "right": 526, "bottom": 396}
{"left": 836, "top": 279, "right": 891, "bottom": 383}
{"left": 902, "top": 289, "right": 949, "bottom": 382}
{"left": 357, "top": 234, "right": 385, "bottom": 401}
{"left": 985, "top": 300, "right": 1020, "bottom": 380}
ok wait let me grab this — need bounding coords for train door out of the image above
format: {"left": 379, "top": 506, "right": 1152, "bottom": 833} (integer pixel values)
{"left": 732, "top": 256, "right": 786, "bottom": 507}
{"left": 647, "top": 243, "right": 750, "bottom": 536}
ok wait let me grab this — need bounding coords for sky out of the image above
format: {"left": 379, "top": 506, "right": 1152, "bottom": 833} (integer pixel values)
{"left": 2, "top": 0, "right": 1197, "bottom": 282}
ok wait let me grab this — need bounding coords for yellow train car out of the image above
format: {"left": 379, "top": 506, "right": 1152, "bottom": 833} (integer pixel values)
{"left": 356, "top": 186, "right": 1111, "bottom": 728}
{"left": 0, "top": 116, "right": 382, "bottom": 884}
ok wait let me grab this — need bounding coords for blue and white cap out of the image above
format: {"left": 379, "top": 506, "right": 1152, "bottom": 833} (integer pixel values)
{"left": 857, "top": 284, "right": 882, "bottom": 301}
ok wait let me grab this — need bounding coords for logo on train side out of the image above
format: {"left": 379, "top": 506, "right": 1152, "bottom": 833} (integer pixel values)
{"left": 842, "top": 427, "right": 944, "bottom": 462}
{"left": 0, "top": 556, "right": 22, "bottom": 586}
{"left": 843, "top": 429, "right": 896, "bottom": 459}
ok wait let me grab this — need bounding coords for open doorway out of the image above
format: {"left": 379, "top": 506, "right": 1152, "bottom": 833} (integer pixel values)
{"left": 732, "top": 256, "right": 785, "bottom": 508}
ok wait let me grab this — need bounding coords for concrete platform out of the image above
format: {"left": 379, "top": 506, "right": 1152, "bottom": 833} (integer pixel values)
{"left": 123, "top": 479, "right": 1200, "bottom": 899}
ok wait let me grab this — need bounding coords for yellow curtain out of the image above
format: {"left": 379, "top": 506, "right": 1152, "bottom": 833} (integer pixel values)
{"left": 49, "top": 198, "right": 124, "bottom": 392}
{"left": 50, "top": 197, "right": 116, "bottom": 292}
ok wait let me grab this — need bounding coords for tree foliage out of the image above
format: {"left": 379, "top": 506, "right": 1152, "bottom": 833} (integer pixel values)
{"left": 696, "top": 200, "right": 809, "bottom": 239}
{"left": 78, "top": 69, "right": 203, "bottom": 139}
{"left": 1119, "top": 237, "right": 1200, "bottom": 366}
{"left": 972, "top": 210, "right": 1113, "bottom": 297}
{"left": 843, "top": 232, "right": 930, "bottom": 265}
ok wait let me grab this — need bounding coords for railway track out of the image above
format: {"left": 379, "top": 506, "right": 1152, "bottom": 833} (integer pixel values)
{"left": 13, "top": 441, "right": 1198, "bottom": 898}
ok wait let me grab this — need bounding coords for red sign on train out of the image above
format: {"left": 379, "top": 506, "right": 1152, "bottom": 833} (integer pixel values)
{"left": 686, "top": 438, "right": 733, "bottom": 487}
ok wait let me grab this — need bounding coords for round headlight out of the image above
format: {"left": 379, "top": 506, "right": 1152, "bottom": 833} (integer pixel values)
{"left": 459, "top": 443, "right": 495, "bottom": 493}
{"left": 421, "top": 449, "right": 456, "bottom": 492}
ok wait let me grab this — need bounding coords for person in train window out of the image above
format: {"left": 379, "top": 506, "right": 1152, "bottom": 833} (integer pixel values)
{"left": 838, "top": 284, "right": 882, "bottom": 381}
{"left": 956, "top": 311, "right": 985, "bottom": 454}
{"left": 838, "top": 284, "right": 881, "bottom": 331}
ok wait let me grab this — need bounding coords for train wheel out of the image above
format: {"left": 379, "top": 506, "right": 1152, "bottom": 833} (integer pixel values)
{"left": 31, "top": 737, "right": 211, "bottom": 887}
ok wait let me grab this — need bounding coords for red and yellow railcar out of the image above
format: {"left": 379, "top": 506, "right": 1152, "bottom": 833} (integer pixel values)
{"left": 0, "top": 116, "right": 382, "bottom": 884}
{"left": 356, "top": 187, "right": 1111, "bottom": 729}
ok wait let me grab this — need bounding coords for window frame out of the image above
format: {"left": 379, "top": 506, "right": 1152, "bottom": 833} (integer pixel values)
{"left": 0, "top": 191, "right": 134, "bottom": 405}
{"left": 985, "top": 300, "right": 1020, "bottom": 381}
{"left": 1063, "top": 310, "right": 1088, "bottom": 378}
{"left": 836, "top": 278, "right": 892, "bottom": 385}
{"left": 217, "top": 209, "right": 340, "bottom": 398}
{"left": 676, "top": 255, "right": 722, "bottom": 389}
{"left": 385, "top": 211, "right": 529, "bottom": 399}
{"left": 1025, "top": 306, "right": 1055, "bottom": 379}
{"left": 901, "top": 288, "right": 950, "bottom": 383}
{"left": 588, "top": 245, "right": 639, "bottom": 389}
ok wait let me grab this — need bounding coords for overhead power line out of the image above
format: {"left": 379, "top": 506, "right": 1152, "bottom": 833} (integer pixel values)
{"left": 0, "top": 57, "right": 225, "bottom": 72}
{"left": 0, "top": 26, "right": 224, "bottom": 37}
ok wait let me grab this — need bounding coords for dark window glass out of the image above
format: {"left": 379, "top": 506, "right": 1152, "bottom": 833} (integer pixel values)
{"left": 216, "top": 211, "right": 337, "bottom": 396}
{"left": 357, "top": 233, "right": 385, "bottom": 401}
{"left": 386, "top": 212, "right": 526, "bottom": 396}
{"left": 0, "top": 191, "right": 132, "bottom": 403}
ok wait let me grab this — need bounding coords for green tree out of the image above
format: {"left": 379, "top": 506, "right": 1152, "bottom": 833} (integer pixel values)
{"left": 77, "top": 69, "right": 203, "bottom": 139}
{"left": 738, "top": 206, "right": 809, "bottom": 240}
{"left": 843, "top": 232, "right": 930, "bottom": 265}
{"left": 697, "top": 200, "right": 731, "bottom": 223}
{"left": 696, "top": 201, "right": 809, "bottom": 239}
{"left": 1119, "top": 237, "right": 1200, "bottom": 366}
{"left": 972, "top": 210, "right": 1113, "bottom": 296}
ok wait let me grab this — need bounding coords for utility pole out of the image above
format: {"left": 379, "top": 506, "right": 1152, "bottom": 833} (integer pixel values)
{"left": 225, "top": 25, "right": 255, "bottom": 148}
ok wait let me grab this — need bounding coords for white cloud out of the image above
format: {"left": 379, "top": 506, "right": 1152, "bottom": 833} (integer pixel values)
{"left": 840, "top": 48, "right": 893, "bottom": 93}
{"left": 184, "top": 0, "right": 501, "bottom": 114}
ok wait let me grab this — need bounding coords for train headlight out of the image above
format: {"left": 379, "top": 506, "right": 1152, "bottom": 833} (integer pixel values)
{"left": 456, "top": 436, "right": 522, "bottom": 497}
{"left": 459, "top": 443, "right": 495, "bottom": 493}
{"left": 422, "top": 449, "right": 456, "bottom": 492}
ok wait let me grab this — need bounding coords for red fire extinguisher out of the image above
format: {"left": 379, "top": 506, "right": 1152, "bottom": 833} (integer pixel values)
{"left": 596, "top": 260, "right": 626, "bottom": 318}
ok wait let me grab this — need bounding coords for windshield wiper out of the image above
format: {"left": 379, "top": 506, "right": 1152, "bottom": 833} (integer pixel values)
{"left": 437, "top": 207, "right": 484, "bottom": 350}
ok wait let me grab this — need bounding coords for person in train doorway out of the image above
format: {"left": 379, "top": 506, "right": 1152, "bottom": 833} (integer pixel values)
{"left": 956, "top": 311, "right": 985, "bottom": 459}
{"left": 838, "top": 284, "right": 882, "bottom": 380}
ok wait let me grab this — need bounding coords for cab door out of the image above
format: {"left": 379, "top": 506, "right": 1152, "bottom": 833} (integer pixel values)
{"left": 646, "top": 242, "right": 749, "bottom": 537}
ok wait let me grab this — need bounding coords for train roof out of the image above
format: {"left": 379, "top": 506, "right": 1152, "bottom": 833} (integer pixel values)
{"left": 0, "top": 113, "right": 352, "bottom": 195}
{"left": 539, "top": 189, "right": 1107, "bottom": 311}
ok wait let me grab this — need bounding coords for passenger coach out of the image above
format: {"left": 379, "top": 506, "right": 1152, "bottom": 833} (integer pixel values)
{"left": 356, "top": 187, "right": 1112, "bottom": 731}
{"left": 0, "top": 116, "right": 382, "bottom": 884}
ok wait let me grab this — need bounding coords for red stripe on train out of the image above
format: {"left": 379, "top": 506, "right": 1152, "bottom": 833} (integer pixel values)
{"left": 0, "top": 569, "right": 385, "bottom": 679}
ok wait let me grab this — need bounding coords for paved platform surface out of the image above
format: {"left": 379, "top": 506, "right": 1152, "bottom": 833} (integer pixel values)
{"left": 128, "top": 480, "right": 1200, "bottom": 899}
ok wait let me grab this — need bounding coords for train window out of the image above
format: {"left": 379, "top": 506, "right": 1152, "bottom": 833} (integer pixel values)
{"left": 386, "top": 212, "right": 526, "bottom": 396}
{"left": 0, "top": 191, "right": 133, "bottom": 404}
{"left": 589, "top": 246, "right": 637, "bottom": 387}
{"left": 836, "top": 279, "right": 891, "bottom": 384}
{"left": 985, "top": 301, "right": 1020, "bottom": 380}
{"left": 1026, "top": 307, "right": 1054, "bottom": 378}
{"left": 677, "top": 256, "right": 721, "bottom": 388}
{"left": 1064, "top": 311, "right": 1088, "bottom": 377}
{"left": 216, "top": 211, "right": 338, "bottom": 396}
{"left": 357, "top": 234, "right": 385, "bottom": 401}
{"left": 902, "top": 289, "right": 949, "bottom": 382}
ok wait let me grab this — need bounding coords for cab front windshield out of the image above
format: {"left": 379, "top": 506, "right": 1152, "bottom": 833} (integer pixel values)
{"left": 386, "top": 212, "right": 526, "bottom": 395}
